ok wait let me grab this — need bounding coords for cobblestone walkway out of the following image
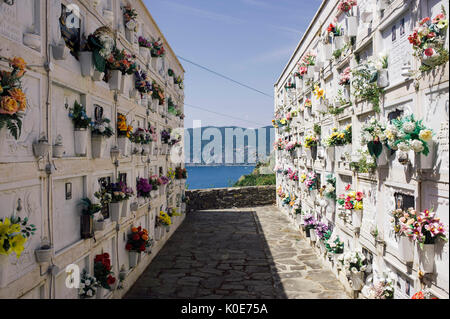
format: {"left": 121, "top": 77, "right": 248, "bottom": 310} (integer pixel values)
{"left": 125, "top": 206, "right": 348, "bottom": 299}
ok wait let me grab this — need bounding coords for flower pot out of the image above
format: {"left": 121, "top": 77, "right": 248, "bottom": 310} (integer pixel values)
{"left": 326, "top": 146, "right": 335, "bottom": 161}
{"left": 92, "top": 70, "right": 104, "bottom": 82}
{"left": 165, "top": 225, "right": 170, "bottom": 233}
{"left": 419, "top": 140, "right": 434, "bottom": 170}
{"left": 121, "top": 199, "right": 129, "bottom": 218}
{"left": 334, "top": 36, "right": 345, "bottom": 50}
{"left": 109, "top": 70, "right": 122, "bottom": 91}
{"left": 129, "top": 251, "right": 140, "bottom": 268}
{"left": 160, "top": 184, "right": 167, "bottom": 196}
{"left": 91, "top": 135, "right": 106, "bottom": 159}
{"left": 398, "top": 236, "right": 414, "bottom": 263}
{"left": 118, "top": 136, "right": 130, "bottom": 157}
{"left": 96, "top": 287, "right": 104, "bottom": 299}
{"left": 162, "top": 144, "right": 168, "bottom": 155}
{"left": 35, "top": 247, "right": 53, "bottom": 263}
{"left": 33, "top": 141, "right": 51, "bottom": 157}
{"left": 51, "top": 43, "right": 69, "bottom": 60}
{"left": 80, "top": 215, "right": 94, "bottom": 239}
{"left": 322, "top": 43, "right": 333, "bottom": 61}
{"left": 151, "top": 190, "right": 158, "bottom": 199}
{"left": 53, "top": 144, "right": 65, "bottom": 158}
{"left": 94, "top": 219, "right": 106, "bottom": 231}
{"left": 377, "top": 144, "right": 389, "bottom": 166}
{"left": 142, "top": 144, "right": 150, "bottom": 155}
{"left": 125, "top": 29, "right": 135, "bottom": 44}
{"left": 350, "top": 271, "right": 364, "bottom": 291}
{"left": 346, "top": 16, "right": 358, "bottom": 37}
{"left": 377, "top": 69, "right": 389, "bottom": 88}
{"left": 74, "top": 128, "right": 89, "bottom": 156}
{"left": 0, "top": 254, "right": 10, "bottom": 288}
{"left": 139, "top": 46, "right": 149, "bottom": 61}
{"left": 151, "top": 57, "right": 158, "bottom": 71}
{"left": 309, "top": 229, "right": 317, "bottom": 242}
{"left": 418, "top": 244, "right": 435, "bottom": 273}
{"left": 352, "top": 209, "right": 363, "bottom": 228}
{"left": 79, "top": 51, "right": 94, "bottom": 77}
{"left": 133, "top": 143, "right": 142, "bottom": 155}
{"left": 109, "top": 201, "right": 123, "bottom": 222}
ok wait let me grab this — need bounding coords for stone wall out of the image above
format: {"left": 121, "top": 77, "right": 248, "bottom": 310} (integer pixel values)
{"left": 186, "top": 186, "right": 276, "bottom": 211}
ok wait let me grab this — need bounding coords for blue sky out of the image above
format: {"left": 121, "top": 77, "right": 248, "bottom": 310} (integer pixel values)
{"left": 143, "top": 0, "right": 322, "bottom": 128}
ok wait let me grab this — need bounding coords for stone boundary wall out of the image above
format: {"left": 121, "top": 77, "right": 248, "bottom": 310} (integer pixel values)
{"left": 186, "top": 186, "right": 276, "bottom": 211}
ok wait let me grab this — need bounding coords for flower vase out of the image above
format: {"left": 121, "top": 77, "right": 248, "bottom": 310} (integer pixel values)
{"left": 109, "top": 201, "right": 123, "bottom": 222}
{"left": 309, "top": 229, "right": 317, "bottom": 242}
{"left": 326, "top": 146, "right": 335, "bottom": 162}
{"left": 151, "top": 57, "right": 158, "bottom": 71}
{"left": 162, "top": 144, "right": 168, "bottom": 155}
{"left": 139, "top": 46, "right": 149, "bottom": 61}
{"left": 160, "top": 184, "right": 166, "bottom": 196}
{"left": 125, "top": 29, "right": 135, "bottom": 44}
{"left": 80, "top": 215, "right": 94, "bottom": 239}
{"left": 305, "top": 148, "right": 312, "bottom": 159}
{"left": 346, "top": 16, "right": 358, "bottom": 37}
{"left": 92, "top": 70, "right": 104, "bottom": 82}
{"left": 74, "top": 128, "right": 88, "bottom": 157}
{"left": 35, "top": 247, "right": 53, "bottom": 263}
{"left": 79, "top": 51, "right": 94, "bottom": 77}
{"left": 333, "top": 253, "right": 342, "bottom": 266}
{"left": 109, "top": 70, "right": 122, "bottom": 91}
{"left": 118, "top": 136, "right": 130, "bottom": 157}
{"left": 334, "top": 36, "right": 345, "bottom": 50}
{"left": 418, "top": 244, "right": 435, "bottom": 273}
{"left": 96, "top": 287, "right": 104, "bottom": 299}
{"left": 419, "top": 140, "right": 434, "bottom": 170}
{"left": 165, "top": 225, "right": 170, "bottom": 233}
{"left": 129, "top": 251, "right": 140, "bottom": 268}
{"left": 0, "top": 254, "right": 10, "bottom": 288}
{"left": 142, "top": 144, "right": 150, "bottom": 155}
{"left": 53, "top": 144, "right": 65, "bottom": 158}
{"left": 350, "top": 272, "right": 364, "bottom": 291}
{"left": 398, "top": 236, "right": 414, "bottom": 263}
{"left": 323, "top": 43, "right": 333, "bottom": 61}
{"left": 121, "top": 199, "right": 130, "bottom": 218}
{"left": 94, "top": 219, "right": 106, "bottom": 231}
{"left": 352, "top": 209, "right": 363, "bottom": 228}
{"left": 51, "top": 43, "right": 70, "bottom": 60}
{"left": 377, "top": 69, "right": 389, "bottom": 88}
{"left": 91, "top": 135, "right": 106, "bottom": 159}
{"left": 377, "top": 144, "right": 389, "bottom": 166}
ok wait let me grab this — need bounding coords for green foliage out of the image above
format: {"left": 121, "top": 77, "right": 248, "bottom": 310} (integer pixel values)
{"left": 313, "top": 123, "right": 321, "bottom": 136}
{"left": 233, "top": 173, "right": 276, "bottom": 187}
{"left": 0, "top": 114, "right": 22, "bottom": 140}
{"left": 351, "top": 66, "right": 383, "bottom": 113}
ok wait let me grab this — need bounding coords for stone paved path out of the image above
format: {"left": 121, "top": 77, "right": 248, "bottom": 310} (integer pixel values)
{"left": 125, "top": 206, "right": 349, "bottom": 299}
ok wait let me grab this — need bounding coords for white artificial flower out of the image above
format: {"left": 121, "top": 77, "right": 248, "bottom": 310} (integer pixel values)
{"left": 360, "top": 265, "right": 367, "bottom": 271}
{"left": 98, "top": 124, "right": 106, "bottom": 133}
{"left": 410, "top": 139, "right": 424, "bottom": 153}
{"left": 402, "top": 121, "right": 415, "bottom": 133}
{"left": 79, "top": 283, "right": 85, "bottom": 290}
{"left": 87, "top": 290, "right": 93, "bottom": 297}
{"left": 351, "top": 267, "right": 359, "bottom": 273}
{"left": 85, "top": 280, "right": 91, "bottom": 286}
{"left": 397, "top": 142, "right": 410, "bottom": 152}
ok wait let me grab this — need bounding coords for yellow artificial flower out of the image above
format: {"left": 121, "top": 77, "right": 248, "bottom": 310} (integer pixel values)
{"left": 338, "top": 133, "right": 345, "bottom": 139}
{"left": 419, "top": 129, "right": 432, "bottom": 142}
{"left": 385, "top": 129, "right": 395, "bottom": 140}
{"left": 9, "top": 234, "right": 27, "bottom": 258}
{"left": 348, "top": 191, "right": 356, "bottom": 198}
{"left": 313, "top": 85, "right": 325, "bottom": 100}
{"left": 354, "top": 201, "right": 363, "bottom": 210}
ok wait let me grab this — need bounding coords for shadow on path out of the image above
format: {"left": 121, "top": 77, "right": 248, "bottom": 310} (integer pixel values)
{"left": 125, "top": 209, "right": 287, "bottom": 299}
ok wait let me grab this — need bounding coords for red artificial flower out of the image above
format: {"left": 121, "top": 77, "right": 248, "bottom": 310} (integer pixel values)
{"left": 103, "top": 253, "right": 110, "bottom": 259}
{"left": 132, "top": 234, "right": 140, "bottom": 241}
{"left": 419, "top": 17, "right": 430, "bottom": 25}
{"left": 126, "top": 243, "right": 133, "bottom": 251}
{"left": 411, "top": 291, "right": 424, "bottom": 299}
{"left": 345, "top": 184, "right": 351, "bottom": 191}
{"left": 424, "top": 48, "right": 435, "bottom": 57}
{"left": 327, "top": 23, "right": 335, "bottom": 32}
{"left": 138, "top": 226, "right": 142, "bottom": 232}
{"left": 355, "top": 192, "right": 364, "bottom": 201}
{"left": 427, "top": 32, "right": 436, "bottom": 38}
{"left": 107, "top": 275, "right": 116, "bottom": 285}
{"left": 139, "top": 245, "right": 146, "bottom": 252}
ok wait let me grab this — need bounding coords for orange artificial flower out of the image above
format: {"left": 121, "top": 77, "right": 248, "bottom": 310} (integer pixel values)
{"left": 131, "top": 227, "right": 138, "bottom": 233}
{"left": 9, "top": 88, "right": 27, "bottom": 111}
{"left": 142, "top": 234, "right": 149, "bottom": 241}
{"left": 10, "top": 57, "right": 26, "bottom": 71}
{"left": 0, "top": 96, "right": 19, "bottom": 115}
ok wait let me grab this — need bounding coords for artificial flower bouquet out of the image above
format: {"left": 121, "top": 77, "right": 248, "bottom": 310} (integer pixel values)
{"left": 408, "top": 9, "right": 449, "bottom": 71}
{"left": 385, "top": 114, "right": 433, "bottom": 156}
{"left": 287, "top": 168, "right": 298, "bottom": 181}
{"left": 315, "top": 222, "right": 329, "bottom": 240}
{"left": 134, "top": 69, "right": 152, "bottom": 96}
{"left": 301, "top": 51, "right": 317, "bottom": 67}
{"left": 161, "top": 129, "right": 171, "bottom": 144}
{"left": 149, "top": 176, "right": 160, "bottom": 192}
{"left": 106, "top": 48, "right": 137, "bottom": 75}
{"left": 304, "top": 171, "right": 318, "bottom": 191}
{"left": 157, "top": 211, "right": 172, "bottom": 227}
{"left": 304, "top": 98, "right": 312, "bottom": 108}
{"left": 284, "top": 81, "right": 296, "bottom": 90}
{"left": 323, "top": 125, "right": 352, "bottom": 147}
{"left": 152, "top": 81, "right": 165, "bottom": 105}
{"left": 91, "top": 117, "right": 114, "bottom": 138}
{"left": 303, "top": 214, "right": 317, "bottom": 234}
{"left": 273, "top": 138, "right": 285, "bottom": 151}
{"left": 360, "top": 117, "right": 388, "bottom": 159}
{"left": 138, "top": 36, "right": 152, "bottom": 49}
{"left": 325, "top": 235, "right": 344, "bottom": 254}
{"left": 313, "top": 85, "right": 325, "bottom": 101}
{"left": 117, "top": 113, "right": 133, "bottom": 138}
{"left": 122, "top": 4, "right": 138, "bottom": 32}
{"left": 68, "top": 101, "right": 92, "bottom": 129}
{"left": 365, "top": 271, "right": 395, "bottom": 299}
{"left": 151, "top": 39, "right": 166, "bottom": 58}
{"left": 78, "top": 270, "right": 98, "bottom": 299}
{"left": 337, "top": 0, "right": 357, "bottom": 15}
{"left": 349, "top": 148, "right": 377, "bottom": 173}
{"left": 136, "top": 178, "right": 152, "bottom": 198}
{"left": 304, "top": 135, "right": 318, "bottom": 148}
{"left": 321, "top": 174, "right": 336, "bottom": 201}
{"left": 83, "top": 26, "right": 115, "bottom": 73}
{"left": 338, "top": 66, "right": 351, "bottom": 86}
{"left": 337, "top": 184, "right": 364, "bottom": 211}
{"left": 0, "top": 56, "right": 27, "bottom": 140}
{"left": 175, "top": 167, "right": 187, "bottom": 179}
{"left": 94, "top": 253, "right": 116, "bottom": 290}
{"left": 126, "top": 226, "right": 152, "bottom": 253}
{"left": 0, "top": 215, "right": 35, "bottom": 258}
{"left": 327, "top": 23, "right": 342, "bottom": 37}
{"left": 338, "top": 250, "right": 368, "bottom": 275}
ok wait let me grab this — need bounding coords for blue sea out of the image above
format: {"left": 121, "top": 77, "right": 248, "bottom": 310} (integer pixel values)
{"left": 186, "top": 165, "right": 255, "bottom": 189}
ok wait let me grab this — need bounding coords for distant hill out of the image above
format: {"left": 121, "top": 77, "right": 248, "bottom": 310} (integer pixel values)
{"left": 184, "top": 126, "right": 274, "bottom": 166}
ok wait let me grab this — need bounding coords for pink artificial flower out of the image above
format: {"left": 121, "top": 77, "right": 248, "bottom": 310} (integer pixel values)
{"left": 345, "top": 184, "right": 351, "bottom": 191}
{"left": 424, "top": 48, "right": 435, "bottom": 57}
{"left": 432, "top": 13, "right": 445, "bottom": 24}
